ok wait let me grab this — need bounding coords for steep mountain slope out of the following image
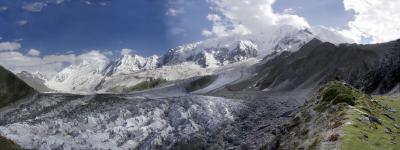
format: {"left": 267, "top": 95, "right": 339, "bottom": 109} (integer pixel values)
{"left": 278, "top": 81, "right": 400, "bottom": 150}
{"left": 361, "top": 39, "right": 400, "bottom": 94}
{"left": 0, "top": 66, "right": 36, "bottom": 108}
{"left": 0, "top": 66, "right": 35, "bottom": 149}
{"left": 16, "top": 71, "right": 53, "bottom": 93}
{"left": 227, "top": 38, "right": 398, "bottom": 93}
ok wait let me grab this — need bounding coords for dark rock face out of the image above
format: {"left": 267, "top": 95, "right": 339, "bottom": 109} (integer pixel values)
{"left": 229, "top": 44, "right": 258, "bottom": 62}
{"left": 228, "top": 38, "right": 400, "bottom": 94}
{"left": 253, "top": 38, "right": 381, "bottom": 91}
{"left": 0, "top": 66, "right": 36, "bottom": 108}
{"left": 362, "top": 40, "right": 400, "bottom": 94}
{"left": 16, "top": 71, "right": 52, "bottom": 93}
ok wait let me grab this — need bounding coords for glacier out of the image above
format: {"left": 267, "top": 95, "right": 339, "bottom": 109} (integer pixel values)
{"left": 0, "top": 90, "right": 305, "bottom": 150}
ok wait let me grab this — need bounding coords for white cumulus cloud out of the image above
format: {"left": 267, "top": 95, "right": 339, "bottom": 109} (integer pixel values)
{"left": 0, "top": 51, "right": 76, "bottom": 78}
{"left": 0, "top": 6, "right": 8, "bottom": 12}
{"left": 283, "top": 8, "right": 295, "bottom": 14}
{"left": 22, "top": 2, "right": 47, "bottom": 12}
{"left": 341, "top": 0, "right": 400, "bottom": 43}
{"left": 166, "top": 8, "right": 184, "bottom": 16}
{"left": 120, "top": 48, "right": 134, "bottom": 55}
{"left": 311, "top": 26, "right": 355, "bottom": 44}
{"left": 203, "top": 0, "right": 310, "bottom": 37}
{"left": 27, "top": 49, "right": 41, "bottom": 56}
{"left": 0, "top": 42, "right": 21, "bottom": 51}
{"left": 17, "top": 20, "right": 28, "bottom": 26}
{"left": 0, "top": 46, "right": 110, "bottom": 78}
{"left": 99, "top": 2, "right": 108, "bottom": 6}
{"left": 0, "top": 41, "right": 115, "bottom": 78}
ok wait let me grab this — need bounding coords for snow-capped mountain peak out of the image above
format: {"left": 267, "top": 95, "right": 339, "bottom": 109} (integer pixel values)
{"left": 160, "top": 39, "right": 259, "bottom": 67}
{"left": 45, "top": 52, "right": 110, "bottom": 93}
{"left": 19, "top": 71, "right": 49, "bottom": 81}
{"left": 103, "top": 54, "right": 159, "bottom": 76}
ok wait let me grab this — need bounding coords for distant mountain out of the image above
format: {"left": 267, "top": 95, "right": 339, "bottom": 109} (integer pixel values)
{"left": 0, "top": 66, "right": 35, "bottom": 108}
{"left": 45, "top": 53, "right": 110, "bottom": 93}
{"left": 16, "top": 71, "right": 53, "bottom": 93}
{"left": 103, "top": 54, "right": 159, "bottom": 76}
{"left": 160, "top": 26, "right": 315, "bottom": 67}
{"left": 227, "top": 38, "right": 400, "bottom": 94}
{"left": 45, "top": 26, "right": 317, "bottom": 93}
{"left": 159, "top": 40, "right": 258, "bottom": 67}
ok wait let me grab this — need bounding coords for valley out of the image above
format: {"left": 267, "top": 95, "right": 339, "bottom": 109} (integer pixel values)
{"left": 1, "top": 1, "right": 399, "bottom": 149}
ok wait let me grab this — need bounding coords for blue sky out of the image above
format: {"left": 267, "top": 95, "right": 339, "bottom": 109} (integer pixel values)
{"left": 0, "top": 0, "right": 171, "bottom": 56}
{"left": 0, "top": 0, "right": 375, "bottom": 56}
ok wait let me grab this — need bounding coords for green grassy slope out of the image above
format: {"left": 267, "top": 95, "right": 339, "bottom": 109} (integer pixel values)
{"left": 342, "top": 96, "right": 400, "bottom": 150}
{"left": 279, "top": 81, "right": 400, "bottom": 150}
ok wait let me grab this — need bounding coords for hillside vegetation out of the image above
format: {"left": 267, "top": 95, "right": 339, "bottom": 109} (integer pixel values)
{"left": 279, "top": 81, "right": 400, "bottom": 150}
{"left": 185, "top": 75, "right": 217, "bottom": 92}
{"left": 125, "top": 78, "right": 167, "bottom": 92}
{"left": 107, "top": 78, "right": 168, "bottom": 93}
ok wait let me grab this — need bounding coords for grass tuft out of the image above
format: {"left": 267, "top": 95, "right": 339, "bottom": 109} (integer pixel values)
{"left": 322, "top": 82, "right": 356, "bottom": 106}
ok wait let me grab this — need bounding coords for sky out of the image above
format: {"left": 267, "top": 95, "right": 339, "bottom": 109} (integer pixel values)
{"left": 0, "top": 0, "right": 400, "bottom": 77}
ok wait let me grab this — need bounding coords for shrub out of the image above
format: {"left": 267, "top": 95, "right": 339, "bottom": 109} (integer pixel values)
{"left": 125, "top": 78, "right": 167, "bottom": 92}
{"left": 328, "top": 134, "right": 340, "bottom": 141}
{"left": 322, "top": 83, "right": 356, "bottom": 106}
{"left": 332, "top": 94, "right": 355, "bottom": 106}
{"left": 185, "top": 75, "right": 217, "bottom": 92}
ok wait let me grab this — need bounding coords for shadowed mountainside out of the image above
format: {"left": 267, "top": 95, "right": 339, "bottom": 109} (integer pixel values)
{"left": 16, "top": 71, "right": 53, "bottom": 93}
{"left": 362, "top": 39, "right": 400, "bottom": 94}
{"left": 0, "top": 66, "right": 36, "bottom": 149}
{"left": 0, "top": 66, "right": 36, "bottom": 108}
{"left": 226, "top": 38, "right": 400, "bottom": 94}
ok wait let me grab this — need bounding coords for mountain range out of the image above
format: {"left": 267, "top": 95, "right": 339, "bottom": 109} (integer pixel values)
{"left": 38, "top": 26, "right": 317, "bottom": 93}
